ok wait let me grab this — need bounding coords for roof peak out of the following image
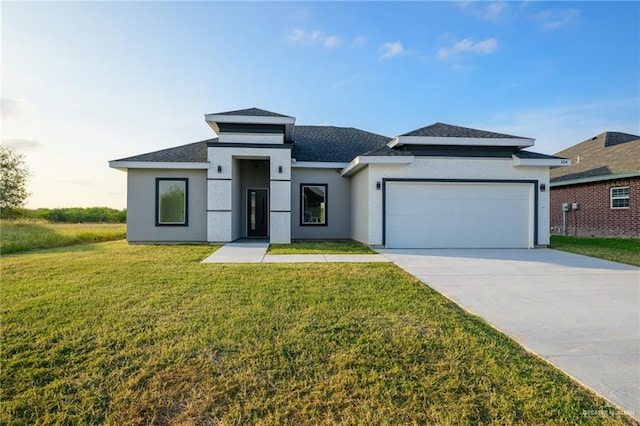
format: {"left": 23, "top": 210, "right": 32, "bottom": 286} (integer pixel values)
{"left": 400, "top": 122, "right": 529, "bottom": 139}
{"left": 209, "top": 107, "right": 293, "bottom": 118}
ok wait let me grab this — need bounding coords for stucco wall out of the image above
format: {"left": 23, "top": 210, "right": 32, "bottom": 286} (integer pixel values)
{"left": 550, "top": 177, "right": 639, "bottom": 237}
{"left": 231, "top": 158, "right": 242, "bottom": 240}
{"left": 207, "top": 146, "right": 292, "bottom": 243}
{"left": 350, "top": 166, "right": 370, "bottom": 244}
{"left": 291, "top": 167, "right": 351, "bottom": 240}
{"left": 357, "top": 158, "right": 550, "bottom": 246}
{"left": 126, "top": 168, "right": 207, "bottom": 242}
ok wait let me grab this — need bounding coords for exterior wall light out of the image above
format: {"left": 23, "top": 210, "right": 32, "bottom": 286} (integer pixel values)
{"left": 376, "top": 181, "right": 381, "bottom": 190}
{"left": 217, "top": 165, "right": 222, "bottom": 173}
{"left": 278, "top": 165, "right": 283, "bottom": 174}
{"left": 539, "top": 183, "right": 546, "bottom": 192}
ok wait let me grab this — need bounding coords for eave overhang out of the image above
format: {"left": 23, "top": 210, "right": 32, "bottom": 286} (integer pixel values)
{"left": 550, "top": 171, "right": 640, "bottom": 187}
{"left": 512, "top": 156, "right": 570, "bottom": 167}
{"left": 204, "top": 113, "right": 296, "bottom": 141}
{"left": 341, "top": 155, "right": 414, "bottom": 176}
{"left": 292, "top": 160, "right": 349, "bottom": 169}
{"left": 108, "top": 161, "right": 210, "bottom": 171}
{"left": 388, "top": 135, "right": 535, "bottom": 149}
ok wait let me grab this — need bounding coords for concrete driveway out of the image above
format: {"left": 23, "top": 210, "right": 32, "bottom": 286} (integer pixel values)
{"left": 378, "top": 248, "right": 640, "bottom": 419}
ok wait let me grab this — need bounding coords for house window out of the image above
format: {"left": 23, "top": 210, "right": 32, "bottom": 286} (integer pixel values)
{"left": 156, "top": 178, "right": 188, "bottom": 225}
{"left": 301, "top": 184, "right": 327, "bottom": 225}
{"left": 610, "top": 186, "right": 629, "bottom": 209}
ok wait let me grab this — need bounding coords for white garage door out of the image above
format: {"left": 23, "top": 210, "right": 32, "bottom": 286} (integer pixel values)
{"left": 385, "top": 181, "right": 533, "bottom": 248}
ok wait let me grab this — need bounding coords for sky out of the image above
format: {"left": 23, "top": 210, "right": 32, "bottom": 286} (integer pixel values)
{"left": 2, "top": 1, "right": 639, "bottom": 209}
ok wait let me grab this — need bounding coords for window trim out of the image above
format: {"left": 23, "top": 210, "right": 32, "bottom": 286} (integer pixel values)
{"left": 610, "top": 186, "right": 630, "bottom": 209}
{"left": 155, "top": 178, "right": 189, "bottom": 226}
{"left": 300, "top": 183, "right": 328, "bottom": 226}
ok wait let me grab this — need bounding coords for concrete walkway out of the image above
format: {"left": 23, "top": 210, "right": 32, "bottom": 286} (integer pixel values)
{"left": 201, "top": 241, "right": 390, "bottom": 263}
{"left": 378, "top": 248, "right": 640, "bottom": 419}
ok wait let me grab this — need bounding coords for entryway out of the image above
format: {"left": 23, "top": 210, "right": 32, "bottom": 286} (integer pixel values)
{"left": 247, "top": 189, "right": 268, "bottom": 237}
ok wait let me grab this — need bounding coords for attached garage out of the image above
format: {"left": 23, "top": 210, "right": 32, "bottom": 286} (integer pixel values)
{"left": 384, "top": 180, "right": 536, "bottom": 249}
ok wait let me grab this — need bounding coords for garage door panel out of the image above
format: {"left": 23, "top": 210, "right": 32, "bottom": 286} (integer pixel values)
{"left": 385, "top": 182, "right": 532, "bottom": 248}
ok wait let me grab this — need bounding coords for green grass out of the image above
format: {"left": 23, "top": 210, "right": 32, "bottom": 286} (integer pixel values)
{"left": 0, "top": 220, "right": 126, "bottom": 254}
{"left": 550, "top": 236, "right": 640, "bottom": 267}
{"left": 2, "top": 242, "right": 635, "bottom": 425}
{"left": 268, "top": 239, "right": 376, "bottom": 254}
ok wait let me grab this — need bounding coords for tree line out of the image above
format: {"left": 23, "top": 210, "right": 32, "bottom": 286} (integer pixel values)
{"left": 3, "top": 207, "right": 126, "bottom": 223}
{"left": 1, "top": 147, "right": 126, "bottom": 223}
{"left": 2, "top": 207, "right": 127, "bottom": 223}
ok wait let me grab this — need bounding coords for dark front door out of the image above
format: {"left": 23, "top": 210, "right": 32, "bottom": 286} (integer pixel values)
{"left": 247, "top": 189, "right": 268, "bottom": 237}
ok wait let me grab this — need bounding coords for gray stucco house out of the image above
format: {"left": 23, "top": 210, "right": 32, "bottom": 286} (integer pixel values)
{"left": 109, "top": 108, "right": 567, "bottom": 248}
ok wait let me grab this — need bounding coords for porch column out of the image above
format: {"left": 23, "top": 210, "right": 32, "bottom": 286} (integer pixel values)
{"left": 269, "top": 151, "right": 291, "bottom": 244}
{"left": 207, "top": 147, "right": 233, "bottom": 242}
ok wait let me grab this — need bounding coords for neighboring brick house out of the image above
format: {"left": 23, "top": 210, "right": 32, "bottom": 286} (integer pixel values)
{"left": 550, "top": 132, "right": 640, "bottom": 237}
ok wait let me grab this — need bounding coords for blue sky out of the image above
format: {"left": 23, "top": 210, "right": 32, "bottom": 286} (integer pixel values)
{"left": 2, "top": 1, "right": 639, "bottom": 209}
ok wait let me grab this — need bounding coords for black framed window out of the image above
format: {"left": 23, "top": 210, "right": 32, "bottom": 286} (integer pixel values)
{"left": 301, "top": 184, "right": 327, "bottom": 226}
{"left": 156, "top": 178, "right": 188, "bottom": 226}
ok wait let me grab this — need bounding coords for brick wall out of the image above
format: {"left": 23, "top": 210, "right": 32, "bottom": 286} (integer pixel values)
{"left": 550, "top": 177, "right": 639, "bottom": 238}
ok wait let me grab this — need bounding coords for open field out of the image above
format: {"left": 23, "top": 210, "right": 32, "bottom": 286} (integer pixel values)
{"left": 0, "top": 220, "right": 126, "bottom": 254}
{"left": 2, "top": 241, "right": 635, "bottom": 425}
{"left": 268, "top": 240, "right": 376, "bottom": 255}
{"left": 550, "top": 236, "right": 640, "bottom": 267}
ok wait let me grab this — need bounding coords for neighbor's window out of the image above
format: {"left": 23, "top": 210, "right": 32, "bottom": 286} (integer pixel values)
{"left": 156, "top": 178, "right": 188, "bottom": 225}
{"left": 610, "top": 186, "right": 629, "bottom": 209}
{"left": 301, "top": 184, "right": 327, "bottom": 225}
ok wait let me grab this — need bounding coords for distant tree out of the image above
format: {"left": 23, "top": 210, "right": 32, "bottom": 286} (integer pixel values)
{"left": 0, "top": 146, "right": 31, "bottom": 215}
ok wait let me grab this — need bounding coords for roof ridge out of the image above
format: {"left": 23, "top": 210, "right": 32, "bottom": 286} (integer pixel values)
{"left": 209, "top": 107, "right": 292, "bottom": 118}
{"left": 400, "top": 122, "right": 529, "bottom": 139}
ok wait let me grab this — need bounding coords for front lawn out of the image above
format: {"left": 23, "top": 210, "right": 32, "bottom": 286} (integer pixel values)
{"left": 1, "top": 242, "right": 635, "bottom": 424}
{"left": 550, "top": 235, "right": 640, "bottom": 267}
{"left": 268, "top": 239, "right": 376, "bottom": 254}
{"left": 0, "top": 220, "right": 126, "bottom": 254}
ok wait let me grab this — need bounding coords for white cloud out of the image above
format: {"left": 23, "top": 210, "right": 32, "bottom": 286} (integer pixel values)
{"left": 352, "top": 36, "right": 367, "bottom": 48}
{"left": 1, "top": 98, "right": 37, "bottom": 119}
{"left": 457, "top": 1, "right": 509, "bottom": 21}
{"left": 437, "top": 38, "right": 498, "bottom": 59}
{"left": 379, "top": 42, "right": 405, "bottom": 60}
{"left": 531, "top": 9, "right": 580, "bottom": 30}
{"left": 288, "top": 28, "right": 322, "bottom": 44}
{"left": 485, "top": 2, "right": 509, "bottom": 20}
{"left": 2, "top": 138, "right": 41, "bottom": 151}
{"left": 287, "top": 28, "right": 341, "bottom": 48}
{"left": 324, "top": 35, "right": 341, "bottom": 48}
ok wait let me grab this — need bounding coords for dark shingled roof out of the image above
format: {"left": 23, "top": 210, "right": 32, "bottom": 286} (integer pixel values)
{"left": 360, "top": 145, "right": 413, "bottom": 157}
{"left": 211, "top": 107, "right": 292, "bottom": 118}
{"left": 114, "top": 140, "right": 211, "bottom": 162}
{"left": 551, "top": 131, "right": 640, "bottom": 182}
{"left": 291, "top": 126, "right": 392, "bottom": 162}
{"left": 603, "top": 131, "right": 640, "bottom": 147}
{"left": 111, "top": 122, "right": 553, "bottom": 165}
{"left": 401, "top": 122, "right": 528, "bottom": 139}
